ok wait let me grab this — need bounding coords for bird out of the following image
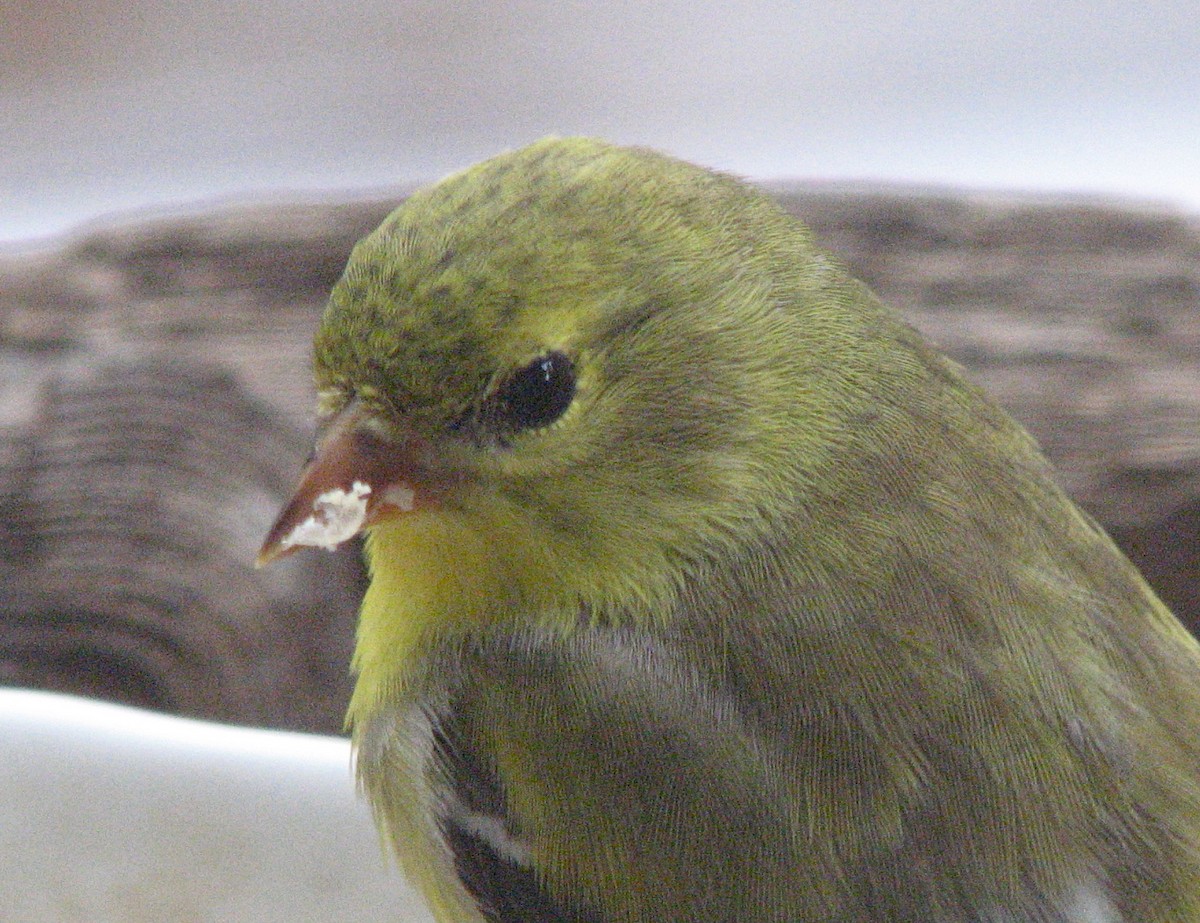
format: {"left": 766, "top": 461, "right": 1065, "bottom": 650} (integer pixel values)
{"left": 258, "top": 137, "right": 1200, "bottom": 922}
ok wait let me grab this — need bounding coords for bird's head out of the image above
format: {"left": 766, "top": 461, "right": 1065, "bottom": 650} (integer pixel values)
{"left": 258, "top": 138, "right": 883, "bottom": 695}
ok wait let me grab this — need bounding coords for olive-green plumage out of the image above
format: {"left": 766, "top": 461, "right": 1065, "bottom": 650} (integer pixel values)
{"left": 301, "top": 138, "right": 1200, "bottom": 921}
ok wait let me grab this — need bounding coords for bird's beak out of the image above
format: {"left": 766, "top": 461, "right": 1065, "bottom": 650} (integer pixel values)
{"left": 256, "top": 404, "right": 438, "bottom": 568}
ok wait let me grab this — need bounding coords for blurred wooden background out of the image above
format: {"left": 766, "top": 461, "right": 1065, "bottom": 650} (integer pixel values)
{"left": 2, "top": 186, "right": 1197, "bottom": 734}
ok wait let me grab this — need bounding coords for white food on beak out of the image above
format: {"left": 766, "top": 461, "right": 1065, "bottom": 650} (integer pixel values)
{"left": 281, "top": 481, "right": 372, "bottom": 551}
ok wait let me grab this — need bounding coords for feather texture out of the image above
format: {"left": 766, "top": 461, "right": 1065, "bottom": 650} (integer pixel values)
{"left": 265, "top": 138, "right": 1200, "bottom": 921}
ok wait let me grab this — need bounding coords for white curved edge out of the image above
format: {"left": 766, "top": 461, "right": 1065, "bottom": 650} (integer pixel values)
{"left": 0, "top": 688, "right": 435, "bottom": 923}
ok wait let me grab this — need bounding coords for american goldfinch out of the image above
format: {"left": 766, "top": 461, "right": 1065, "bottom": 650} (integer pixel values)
{"left": 258, "top": 138, "right": 1200, "bottom": 922}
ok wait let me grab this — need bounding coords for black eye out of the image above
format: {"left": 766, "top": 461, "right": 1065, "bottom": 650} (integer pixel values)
{"left": 489, "top": 352, "right": 576, "bottom": 432}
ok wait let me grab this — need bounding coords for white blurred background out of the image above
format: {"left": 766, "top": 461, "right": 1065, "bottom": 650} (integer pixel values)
{"left": 2, "top": 0, "right": 1198, "bottom": 245}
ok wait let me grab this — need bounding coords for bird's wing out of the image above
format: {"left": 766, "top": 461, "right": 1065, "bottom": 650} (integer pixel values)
{"left": 433, "top": 698, "right": 607, "bottom": 923}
